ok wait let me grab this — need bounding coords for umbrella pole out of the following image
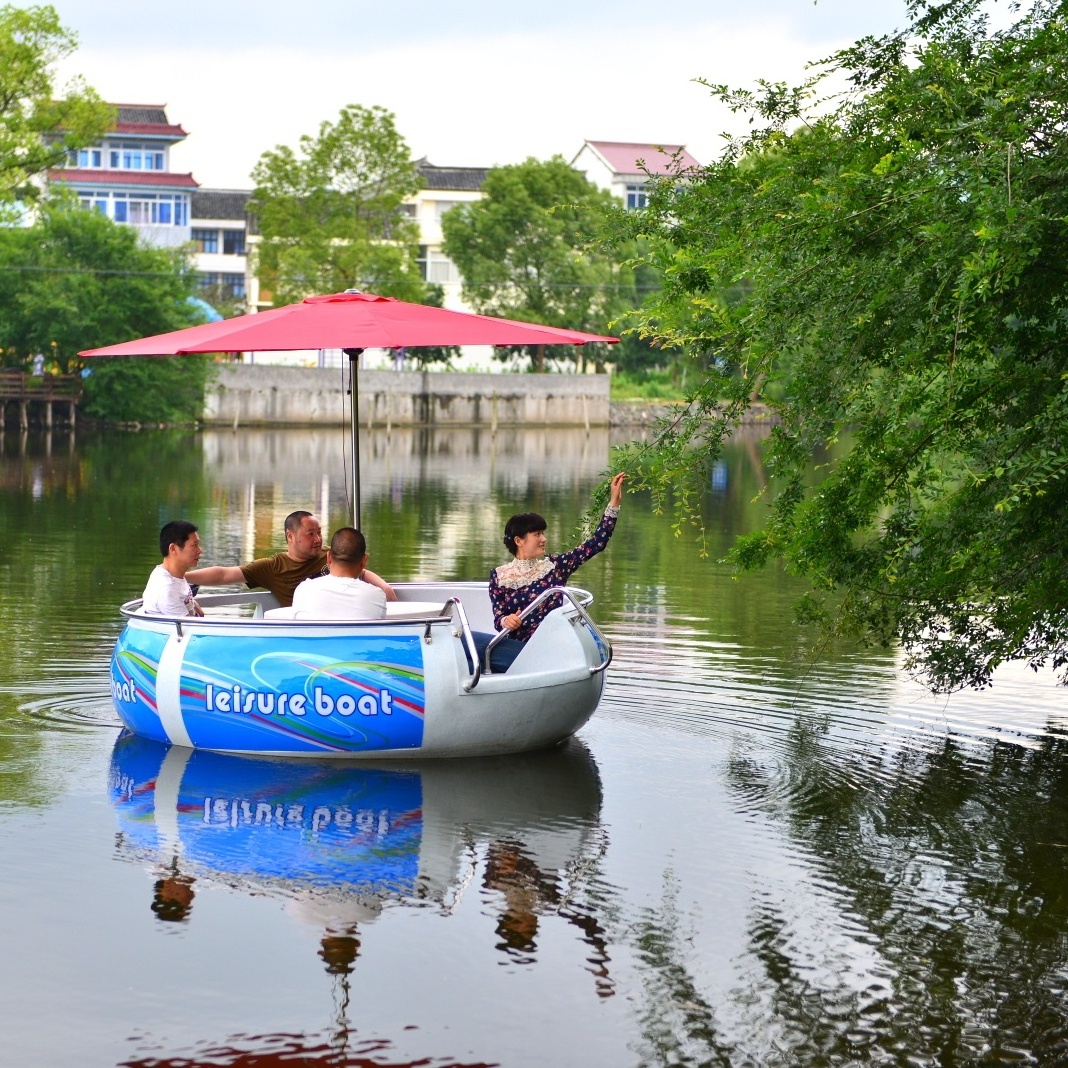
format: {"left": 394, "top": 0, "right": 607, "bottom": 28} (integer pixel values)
{"left": 344, "top": 348, "right": 364, "bottom": 528}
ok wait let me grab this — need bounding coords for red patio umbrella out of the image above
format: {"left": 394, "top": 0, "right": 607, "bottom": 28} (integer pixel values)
{"left": 79, "top": 290, "right": 618, "bottom": 525}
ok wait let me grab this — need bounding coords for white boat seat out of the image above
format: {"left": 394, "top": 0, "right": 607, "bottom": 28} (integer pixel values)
{"left": 386, "top": 600, "right": 452, "bottom": 618}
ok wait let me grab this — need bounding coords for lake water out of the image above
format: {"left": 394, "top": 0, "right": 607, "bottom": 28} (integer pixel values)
{"left": 2, "top": 425, "right": 1068, "bottom": 1068}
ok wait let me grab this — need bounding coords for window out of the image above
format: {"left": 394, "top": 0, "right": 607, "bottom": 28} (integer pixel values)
{"left": 111, "top": 143, "right": 165, "bottom": 170}
{"left": 192, "top": 228, "right": 219, "bottom": 253}
{"left": 76, "top": 148, "right": 103, "bottom": 168}
{"left": 76, "top": 192, "right": 107, "bottom": 215}
{"left": 109, "top": 192, "right": 188, "bottom": 227}
{"left": 222, "top": 230, "right": 246, "bottom": 256}
{"left": 418, "top": 245, "right": 460, "bottom": 284}
{"left": 128, "top": 200, "right": 152, "bottom": 225}
{"left": 625, "top": 183, "right": 648, "bottom": 210}
{"left": 199, "top": 272, "right": 246, "bottom": 299}
{"left": 434, "top": 199, "right": 463, "bottom": 221}
{"left": 222, "top": 272, "right": 246, "bottom": 298}
{"left": 107, "top": 196, "right": 189, "bottom": 229}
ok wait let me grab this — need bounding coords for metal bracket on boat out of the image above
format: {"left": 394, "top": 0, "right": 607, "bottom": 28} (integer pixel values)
{"left": 174, "top": 620, "right": 184, "bottom": 642}
{"left": 484, "top": 586, "right": 613, "bottom": 676}
{"left": 445, "top": 598, "right": 483, "bottom": 692}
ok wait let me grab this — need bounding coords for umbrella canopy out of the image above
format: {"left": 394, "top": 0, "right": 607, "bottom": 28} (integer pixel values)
{"left": 79, "top": 290, "right": 617, "bottom": 527}
{"left": 79, "top": 290, "right": 619, "bottom": 357}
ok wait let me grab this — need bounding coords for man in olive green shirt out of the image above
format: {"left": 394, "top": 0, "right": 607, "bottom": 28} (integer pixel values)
{"left": 187, "top": 510, "right": 394, "bottom": 608}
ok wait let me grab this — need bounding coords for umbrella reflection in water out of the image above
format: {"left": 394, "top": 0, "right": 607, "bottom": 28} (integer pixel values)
{"left": 109, "top": 732, "right": 612, "bottom": 1066}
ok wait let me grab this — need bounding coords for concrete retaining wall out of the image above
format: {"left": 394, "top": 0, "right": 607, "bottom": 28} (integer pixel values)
{"left": 203, "top": 366, "right": 610, "bottom": 428}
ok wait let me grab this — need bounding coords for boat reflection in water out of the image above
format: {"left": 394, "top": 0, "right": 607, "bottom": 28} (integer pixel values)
{"left": 108, "top": 729, "right": 611, "bottom": 985}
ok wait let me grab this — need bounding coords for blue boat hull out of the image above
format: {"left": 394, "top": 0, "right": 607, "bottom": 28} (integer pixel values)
{"left": 110, "top": 585, "right": 609, "bottom": 759}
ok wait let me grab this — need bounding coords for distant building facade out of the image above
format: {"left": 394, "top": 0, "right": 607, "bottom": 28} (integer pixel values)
{"left": 410, "top": 160, "right": 487, "bottom": 312}
{"left": 571, "top": 140, "right": 700, "bottom": 208}
{"left": 189, "top": 188, "right": 253, "bottom": 311}
{"left": 47, "top": 104, "right": 198, "bottom": 248}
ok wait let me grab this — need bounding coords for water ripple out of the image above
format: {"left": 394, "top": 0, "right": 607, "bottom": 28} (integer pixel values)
{"left": 1, "top": 649, "right": 120, "bottom": 731}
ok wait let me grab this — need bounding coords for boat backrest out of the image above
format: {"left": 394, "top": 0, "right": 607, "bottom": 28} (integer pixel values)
{"left": 263, "top": 600, "right": 450, "bottom": 622}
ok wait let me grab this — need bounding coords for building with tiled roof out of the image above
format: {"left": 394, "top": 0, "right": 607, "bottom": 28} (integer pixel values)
{"left": 416, "top": 159, "right": 489, "bottom": 192}
{"left": 407, "top": 160, "right": 488, "bottom": 312}
{"left": 189, "top": 189, "right": 253, "bottom": 312}
{"left": 47, "top": 103, "right": 197, "bottom": 248}
{"left": 571, "top": 140, "right": 701, "bottom": 208}
{"left": 192, "top": 188, "right": 253, "bottom": 225}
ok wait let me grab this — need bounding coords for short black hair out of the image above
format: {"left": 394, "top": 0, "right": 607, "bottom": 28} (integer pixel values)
{"left": 329, "top": 527, "right": 367, "bottom": 562}
{"left": 159, "top": 520, "right": 197, "bottom": 558}
{"left": 503, "top": 512, "right": 546, "bottom": 556}
{"left": 284, "top": 510, "right": 314, "bottom": 535}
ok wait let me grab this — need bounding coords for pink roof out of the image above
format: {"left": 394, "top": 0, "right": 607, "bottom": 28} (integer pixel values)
{"left": 49, "top": 169, "right": 199, "bottom": 189}
{"left": 583, "top": 140, "right": 701, "bottom": 177}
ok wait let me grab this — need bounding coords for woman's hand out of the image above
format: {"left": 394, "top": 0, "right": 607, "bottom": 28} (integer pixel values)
{"left": 609, "top": 472, "right": 626, "bottom": 509}
{"left": 502, "top": 613, "right": 523, "bottom": 631}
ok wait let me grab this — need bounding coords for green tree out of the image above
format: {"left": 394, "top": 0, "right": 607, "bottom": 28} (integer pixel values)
{"left": 0, "top": 199, "right": 200, "bottom": 369}
{"left": 0, "top": 201, "right": 209, "bottom": 422}
{"left": 250, "top": 104, "right": 432, "bottom": 306}
{"left": 441, "top": 156, "right": 649, "bottom": 372}
{"left": 611, "top": 0, "right": 1068, "bottom": 691}
{"left": 0, "top": 4, "right": 113, "bottom": 203}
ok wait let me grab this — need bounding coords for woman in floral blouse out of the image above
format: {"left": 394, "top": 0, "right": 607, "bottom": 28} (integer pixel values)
{"left": 489, "top": 473, "right": 626, "bottom": 647}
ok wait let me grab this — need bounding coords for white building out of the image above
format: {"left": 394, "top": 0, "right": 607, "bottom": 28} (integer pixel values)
{"left": 571, "top": 140, "right": 701, "bottom": 208}
{"left": 189, "top": 188, "right": 252, "bottom": 313}
{"left": 47, "top": 104, "right": 197, "bottom": 248}
{"left": 411, "top": 160, "right": 487, "bottom": 312}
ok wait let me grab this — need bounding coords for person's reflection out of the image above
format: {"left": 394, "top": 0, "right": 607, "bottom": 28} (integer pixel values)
{"left": 150, "top": 860, "right": 196, "bottom": 923}
{"left": 484, "top": 840, "right": 614, "bottom": 998}
{"left": 318, "top": 925, "right": 361, "bottom": 975}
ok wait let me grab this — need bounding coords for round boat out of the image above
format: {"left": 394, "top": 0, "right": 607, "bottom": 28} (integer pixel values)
{"left": 110, "top": 581, "right": 612, "bottom": 758}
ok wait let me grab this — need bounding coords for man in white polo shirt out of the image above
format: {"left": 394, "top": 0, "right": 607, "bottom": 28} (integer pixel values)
{"left": 291, "top": 527, "right": 387, "bottom": 619}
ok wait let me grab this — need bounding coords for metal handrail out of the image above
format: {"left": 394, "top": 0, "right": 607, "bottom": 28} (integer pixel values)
{"left": 443, "top": 597, "right": 483, "bottom": 692}
{"left": 484, "top": 585, "right": 613, "bottom": 676}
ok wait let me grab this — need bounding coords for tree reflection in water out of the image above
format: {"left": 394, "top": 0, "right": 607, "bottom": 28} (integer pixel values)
{"left": 710, "top": 724, "right": 1068, "bottom": 1064}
